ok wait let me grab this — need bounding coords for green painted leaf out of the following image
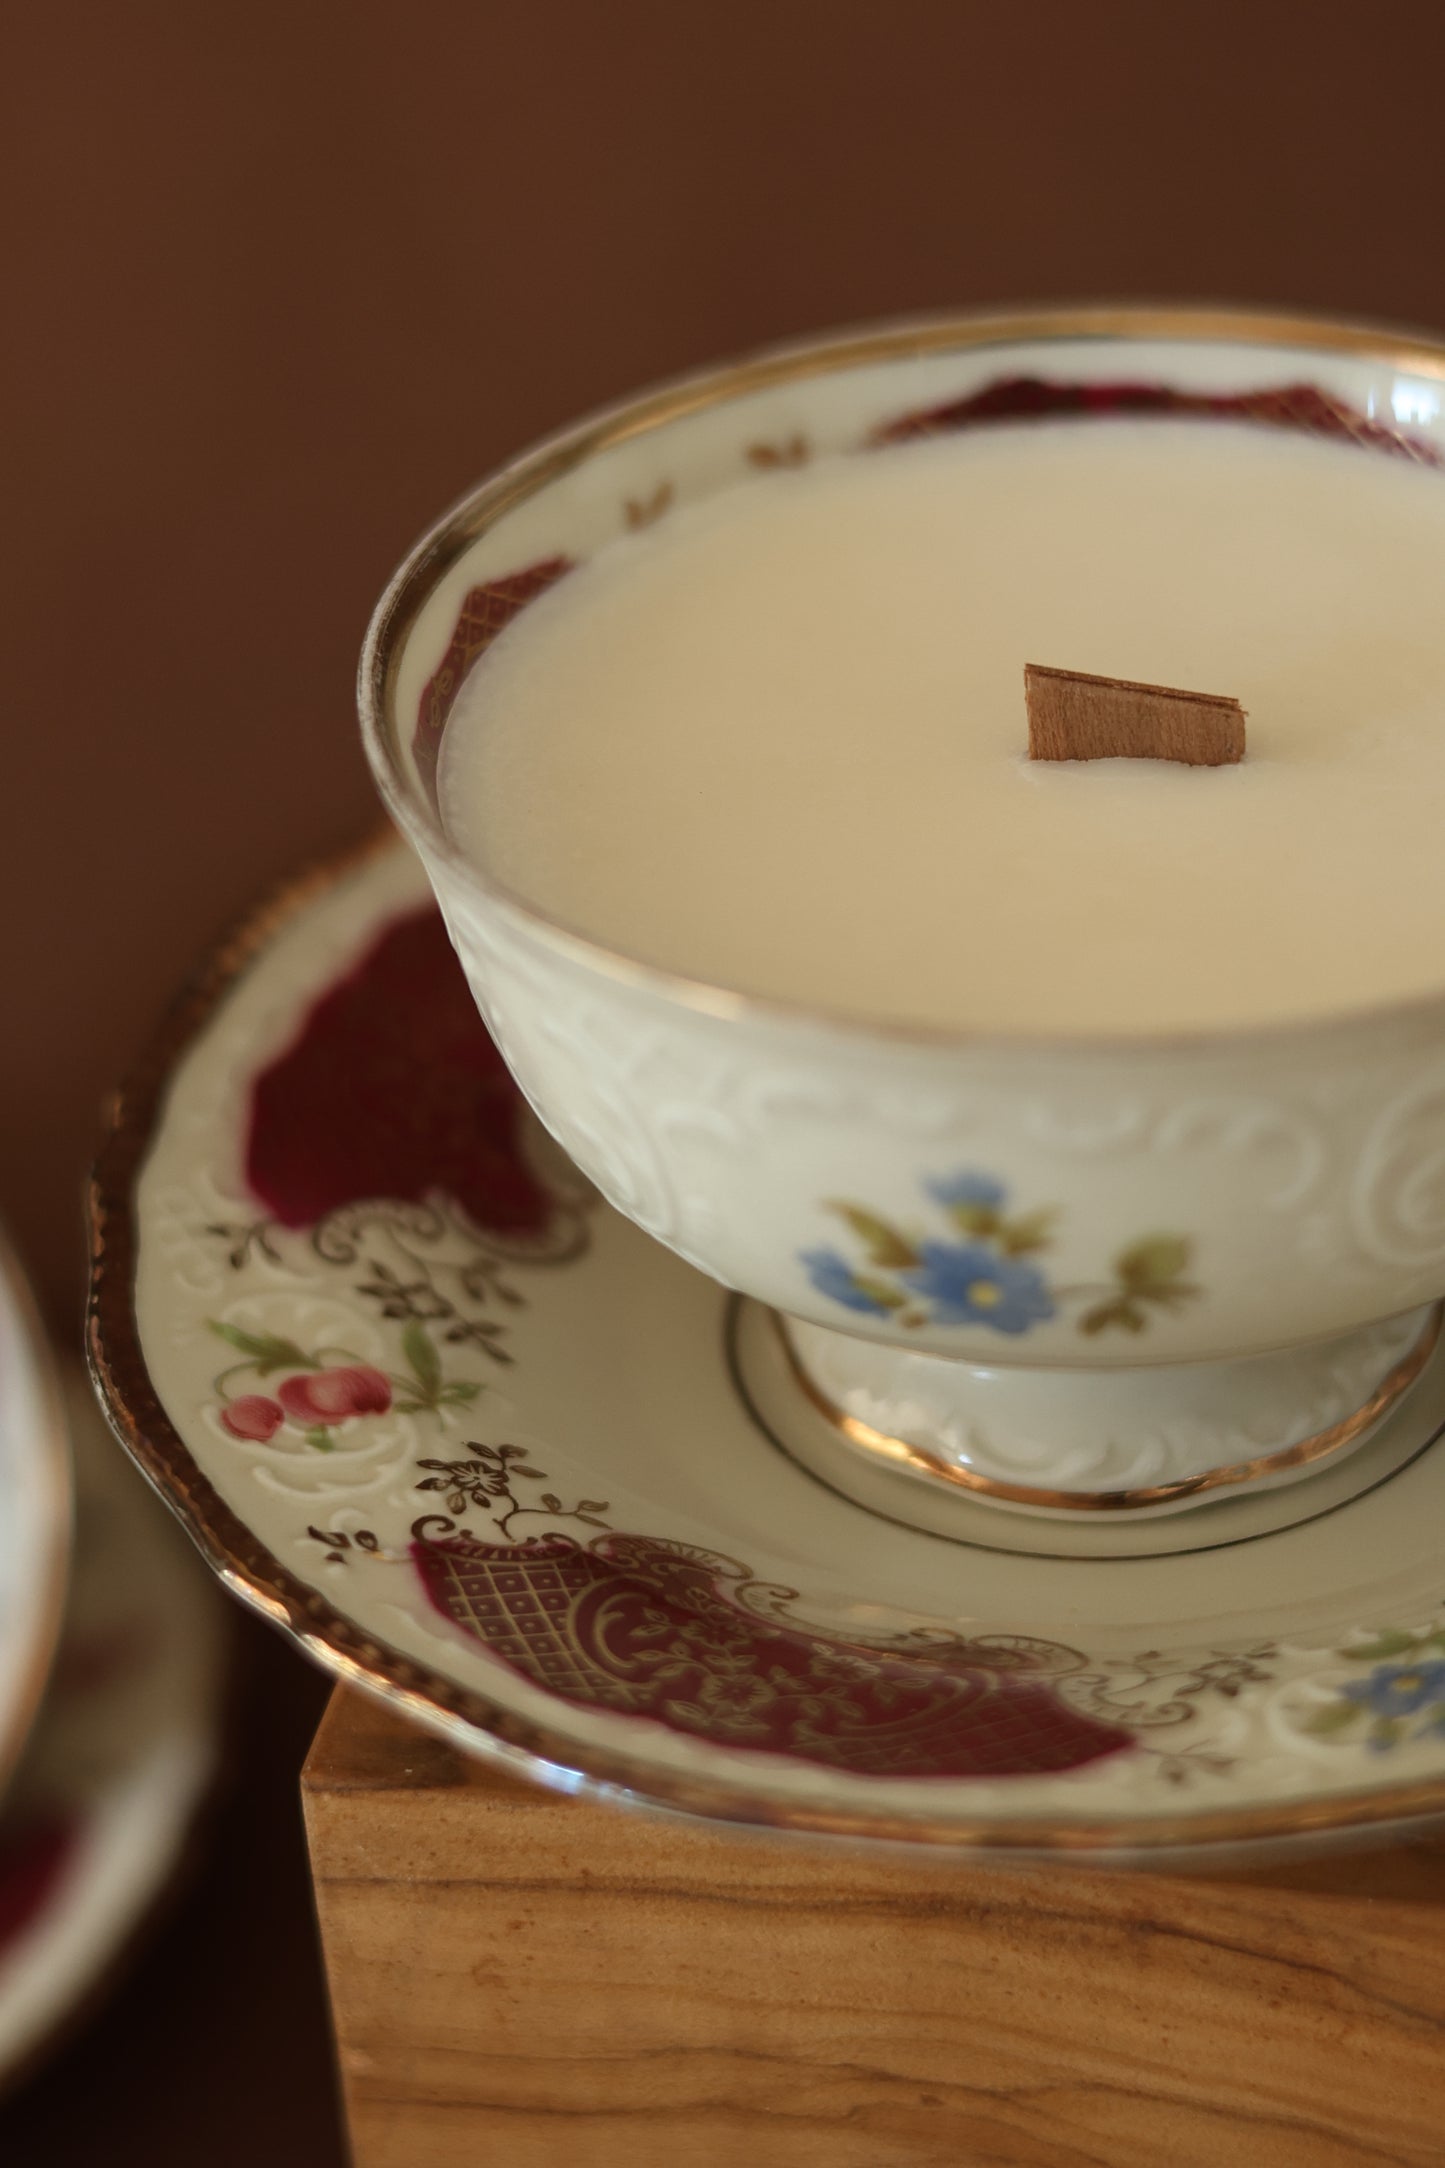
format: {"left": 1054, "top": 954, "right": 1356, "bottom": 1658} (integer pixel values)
{"left": 827, "top": 1203, "right": 919, "bottom": 1269}
{"left": 947, "top": 1202, "right": 1001, "bottom": 1239}
{"left": 1371, "top": 1716, "right": 1406, "bottom": 1750}
{"left": 209, "top": 1320, "right": 313, "bottom": 1375}
{"left": 440, "top": 1381, "right": 482, "bottom": 1403}
{"left": 304, "top": 1426, "right": 334, "bottom": 1454}
{"left": 1137, "top": 1281, "right": 1201, "bottom": 1311}
{"left": 1115, "top": 1236, "right": 1193, "bottom": 1291}
{"left": 1300, "top": 1699, "right": 1361, "bottom": 1736}
{"left": 1079, "top": 1298, "right": 1147, "bottom": 1336}
{"left": 402, "top": 1320, "right": 442, "bottom": 1399}
{"left": 852, "top": 1274, "right": 907, "bottom": 1311}
{"left": 997, "top": 1208, "right": 1057, "bottom": 1257}
{"left": 1344, "top": 1631, "right": 1421, "bottom": 1662}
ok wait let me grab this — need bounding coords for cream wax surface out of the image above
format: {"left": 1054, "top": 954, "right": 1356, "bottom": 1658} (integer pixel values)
{"left": 439, "top": 419, "right": 1445, "bottom": 1035}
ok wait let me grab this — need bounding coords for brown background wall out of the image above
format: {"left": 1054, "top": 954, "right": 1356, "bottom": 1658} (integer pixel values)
{"left": 8, "top": 0, "right": 1445, "bottom": 1325}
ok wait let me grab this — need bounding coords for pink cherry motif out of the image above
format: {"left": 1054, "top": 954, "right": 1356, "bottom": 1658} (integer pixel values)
{"left": 220, "top": 1394, "right": 284, "bottom": 1442}
{"left": 276, "top": 1366, "right": 392, "bottom": 1427}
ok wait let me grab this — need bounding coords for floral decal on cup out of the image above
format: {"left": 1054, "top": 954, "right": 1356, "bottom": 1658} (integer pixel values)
{"left": 1301, "top": 1626, "right": 1445, "bottom": 1752}
{"left": 211, "top": 1318, "right": 478, "bottom": 1452}
{"left": 801, "top": 1171, "right": 1199, "bottom": 1339}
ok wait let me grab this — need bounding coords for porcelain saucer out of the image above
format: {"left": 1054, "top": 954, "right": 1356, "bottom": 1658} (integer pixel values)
{"left": 0, "top": 1367, "right": 227, "bottom": 2089}
{"left": 0, "top": 1232, "right": 70, "bottom": 1799}
{"left": 88, "top": 834, "right": 1445, "bottom": 1860}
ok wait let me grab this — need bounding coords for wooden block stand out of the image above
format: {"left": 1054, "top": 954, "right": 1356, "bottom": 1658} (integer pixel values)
{"left": 304, "top": 1687, "right": 1445, "bottom": 2168}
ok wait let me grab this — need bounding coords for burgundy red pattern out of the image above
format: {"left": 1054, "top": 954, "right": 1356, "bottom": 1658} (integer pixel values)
{"left": 412, "top": 1524, "right": 1129, "bottom": 1779}
{"left": 246, "top": 908, "right": 558, "bottom": 1237}
{"left": 871, "top": 376, "right": 1444, "bottom": 465}
{"left": 412, "top": 556, "right": 573, "bottom": 811}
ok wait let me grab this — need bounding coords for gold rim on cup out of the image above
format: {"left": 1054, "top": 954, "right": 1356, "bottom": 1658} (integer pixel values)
{"left": 360, "top": 302, "right": 1445, "bottom": 1058}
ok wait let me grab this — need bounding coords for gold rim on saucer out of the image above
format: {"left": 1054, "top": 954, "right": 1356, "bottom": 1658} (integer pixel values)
{"left": 362, "top": 302, "right": 1445, "bottom": 1058}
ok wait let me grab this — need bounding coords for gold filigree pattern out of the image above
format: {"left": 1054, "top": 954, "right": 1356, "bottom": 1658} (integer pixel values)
{"left": 624, "top": 482, "right": 674, "bottom": 530}
{"left": 412, "top": 558, "right": 573, "bottom": 810}
{"left": 409, "top": 1520, "right": 1130, "bottom": 1779}
{"left": 746, "top": 434, "right": 810, "bottom": 468}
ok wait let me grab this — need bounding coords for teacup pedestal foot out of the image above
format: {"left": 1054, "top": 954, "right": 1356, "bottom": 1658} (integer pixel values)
{"left": 770, "top": 1302, "right": 1443, "bottom": 1522}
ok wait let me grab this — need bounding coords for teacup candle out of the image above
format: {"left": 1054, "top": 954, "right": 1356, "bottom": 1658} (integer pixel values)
{"left": 361, "top": 309, "right": 1445, "bottom": 1519}
{"left": 438, "top": 412, "right": 1445, "bottom": 1038}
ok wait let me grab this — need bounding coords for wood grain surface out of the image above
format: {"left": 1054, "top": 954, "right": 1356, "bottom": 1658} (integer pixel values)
{"left": 1024, "top": 664, "right": 1247, "bottom": 765}
{"left": 305, "top": 1687, "right": 1445, "bottom": 2168}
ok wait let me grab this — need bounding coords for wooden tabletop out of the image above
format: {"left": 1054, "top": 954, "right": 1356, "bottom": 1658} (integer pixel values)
{"left": 306, "top": 1687, "right": 1445, "bottom": 2168}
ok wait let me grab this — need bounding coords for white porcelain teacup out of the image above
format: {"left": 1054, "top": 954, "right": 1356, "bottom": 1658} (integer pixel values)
{"left": 361, "top": 306, "right": 1445, "bottom": 1518}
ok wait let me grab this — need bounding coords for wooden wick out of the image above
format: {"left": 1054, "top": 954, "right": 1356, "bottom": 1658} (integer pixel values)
{"left": 1024, "top": 663, "right": 1246, "bottom": 766}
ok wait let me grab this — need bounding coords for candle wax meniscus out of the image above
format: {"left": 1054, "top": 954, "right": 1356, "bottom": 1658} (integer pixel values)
{"left": 440, "top": 418, "right": 1445, "bottom": 1035}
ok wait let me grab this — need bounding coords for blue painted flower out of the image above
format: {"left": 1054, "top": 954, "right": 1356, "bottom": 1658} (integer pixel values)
{"left": 926, "top": 1171, "right": 1008, "bottom": 1212}
{"left": 800, "top": 1247, "right": 891, "bottom": 1317}
{"left": 901, "top": 1241, "right": 1055, "bottom": 1334}
{"left": 1343, "top": 1660, "right": 1445, "bottom": 1719}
